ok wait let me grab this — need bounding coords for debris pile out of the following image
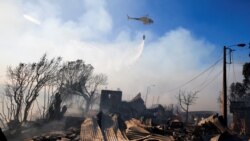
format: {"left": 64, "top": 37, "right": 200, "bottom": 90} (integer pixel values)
{"left": 30, "top": 128, "right": 80, "bottom": 141}
{"left": 3, "top": 89, "right": 250, "bottom": 141}
{"left": 80, "top": 113, "right": 172, "bottom": 141}
{"left": 195, "top": 114, "right": 242, "bottom": 141}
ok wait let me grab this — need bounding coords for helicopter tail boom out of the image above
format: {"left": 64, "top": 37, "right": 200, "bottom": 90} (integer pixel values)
{"left": 127, "top": 15, "right": 140, "bottom": 20}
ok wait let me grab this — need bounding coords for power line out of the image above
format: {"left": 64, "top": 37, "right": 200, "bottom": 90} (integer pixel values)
{"left": 166, "top": 57, "right": 223, "bottom": 93}
{"left": 232, "top": 53, "right": 236, "bottom": 83}
{"left": 198, "top": 70, "right": 223, "bottom": 92}
{"left": 192, "top": 60, "right": 221, "bottom": 91}
{"left": 192, "top": 51, "right": 223, "bottom": 91}
{"left": 227, "top": 59, "right": 231, "bottom": 86}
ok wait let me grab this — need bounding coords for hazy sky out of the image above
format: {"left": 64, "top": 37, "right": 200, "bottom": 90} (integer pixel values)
{"left": 0, "top": 0, "right": 249, "bottom": 111}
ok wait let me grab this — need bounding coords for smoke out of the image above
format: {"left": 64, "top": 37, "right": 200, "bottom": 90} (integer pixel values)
{"left": 0, "top": 0, "right": 245, "bottom": 112}
{"left": 23, "top": 14, "right": 41, "bottom": 25}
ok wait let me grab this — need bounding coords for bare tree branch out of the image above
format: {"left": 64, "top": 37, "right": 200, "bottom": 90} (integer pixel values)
{"left": 177, "top": 90, "right": 198, "bottom": 123}
{"left": 2, "top": 54, "right": 61, "bottom": 124}
{"left": 58, "top": 60, "right": 107, "bottom": 115}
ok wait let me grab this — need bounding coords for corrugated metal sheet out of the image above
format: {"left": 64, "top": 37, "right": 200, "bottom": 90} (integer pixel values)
{"left": 80, "top": 118, "right": 104, "bottom": 141}
{"left": 126, "top": 128, "right": 172, "bottom": 141}
{"left": 81, "top": 117, "right": 129, "bottom": 141}
{"left": 80, "top": 116, "right": 172, "bottom": 141}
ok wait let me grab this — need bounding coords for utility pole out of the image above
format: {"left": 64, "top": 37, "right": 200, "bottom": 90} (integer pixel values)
{"left": 222, "top": 46, "right": 227, "bottom": 127}
{"left": 222, "top": 43, "right": 247, "bottom": 127}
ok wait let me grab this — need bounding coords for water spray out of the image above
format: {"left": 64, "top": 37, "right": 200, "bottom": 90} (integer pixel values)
{"left": 127, "top": 35, "right": 145, "bottom": 65}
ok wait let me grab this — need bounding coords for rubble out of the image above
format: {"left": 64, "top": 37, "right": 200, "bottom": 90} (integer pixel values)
{"left": 79, "top": 113, "right": 172, "bottom": 141}
{"left": 0, "top": 127, "right": 7, "bottom": 141}
{"left": 4, "top": 89, "right": 250, "bottom": 141}
{"left": 28, "top": 129, "right": 80, "bottom": 141}
{"left": 80, "top": 118, "right": 104, "bottom": 140}
{"left": 194, "top": 114, "right": 243, "bottom": 141}
{"left": 230, "top": 100, "right": 250, "bottom": 135}
{"left": 125, "top": 118, "right": 173, "bottom": 141}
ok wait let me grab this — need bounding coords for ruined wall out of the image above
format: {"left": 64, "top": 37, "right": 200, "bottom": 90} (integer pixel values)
{"left": 100, "top": 90, "right": 122, "bottom": 114}
{"left": 230, "top": 101, "right": 250, "bottom": 135}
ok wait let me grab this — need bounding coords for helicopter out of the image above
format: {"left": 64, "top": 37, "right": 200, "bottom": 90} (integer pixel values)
{"left": 127, "top": 15, "right": 153, "bottom": 25}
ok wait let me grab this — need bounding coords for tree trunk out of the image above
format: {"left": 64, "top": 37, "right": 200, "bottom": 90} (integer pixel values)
{"left": 85, "top": 100, "right": 91, "bottom": 115}
{"left": 23, "top": 102, "right": 32, "bottom": 122}
{"left": 14, "top": 103, "right": 21, "bottom": 122}
{"left": 186, "top": 105, "right": 189, "bottom": 124}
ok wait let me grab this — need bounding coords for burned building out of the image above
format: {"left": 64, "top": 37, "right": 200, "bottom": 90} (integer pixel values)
{"left": 99, "top": 90, "right": 147, "bottom": 120}
{"left": 126, "top": 93, "right": 146, "bottom": 115}
{"left": 100, "top": 90, "right": 122, "bottom": 114}
{"left": 119, "top": 93, "right": 146, "bottom": 119}
{"left": 230, "top": 99, "right": 250, "bottom": 135}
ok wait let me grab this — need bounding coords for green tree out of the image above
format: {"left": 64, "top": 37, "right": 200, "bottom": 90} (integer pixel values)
{"left": 230, "top": 62, "right": 250, "bottom": 100}
{"left": 242, "top": 62, "right": 250, "bottom": 88}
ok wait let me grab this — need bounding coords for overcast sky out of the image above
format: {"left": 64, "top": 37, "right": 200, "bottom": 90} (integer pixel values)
{"left": 0, "top": 0, "right": 249, "bottom": 111}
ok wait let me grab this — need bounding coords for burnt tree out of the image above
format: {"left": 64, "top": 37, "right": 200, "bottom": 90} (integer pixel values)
{"left": 46, "top": 92, "right": 67, "bottom": 120}
{"left": 3, "top": 54, "right": 61, "bottom": 123}
{"left": 58, "top": 60, "right": 107, "bottom": 115}
{"left": 177, "top": 90, "right": 198, "bottom": 123}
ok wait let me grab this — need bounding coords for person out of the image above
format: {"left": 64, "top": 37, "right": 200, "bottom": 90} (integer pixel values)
{"left": 0, "top": 127, "right": 7, "bottom": 141}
